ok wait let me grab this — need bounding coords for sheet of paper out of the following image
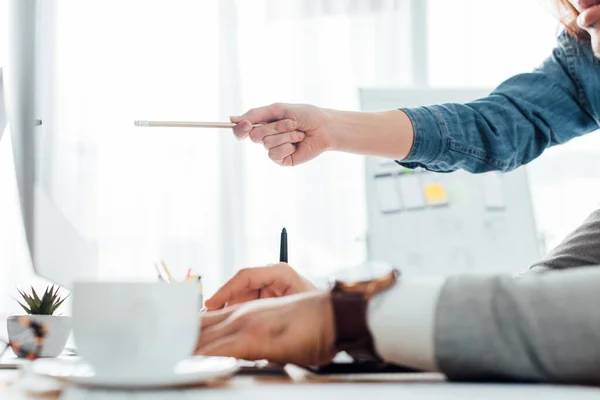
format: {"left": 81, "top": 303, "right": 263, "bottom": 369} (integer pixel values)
{"left": 482, "top": 173, "right": 505, "bottom": 210}
{"left": 374, "top": 174, "right": 402, "bottom": 214}
{"left": 397, "top": 173, "right": 425, "bottom": 210}
{"left": 423, "top": 183, "right": 449, "bottom": 206}
{"left": 377, "top": 157, "right": 397, "bottom": 167}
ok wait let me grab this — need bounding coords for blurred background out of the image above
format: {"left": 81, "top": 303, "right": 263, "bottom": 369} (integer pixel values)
{"left": 0, "top": 0, "right": 599, "bottom": 315}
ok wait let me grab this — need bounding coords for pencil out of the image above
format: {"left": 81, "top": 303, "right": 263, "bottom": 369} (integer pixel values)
{"left": 161, "top": 260, "right": 174, "bottom": 282}
{"left": 134, "top": 120, "right": 262, "bottom": 129}
{"left": 154, "top": 263, "right": 167, "bottom": 283}
{"left": 279, "top": 228, "right": 288, "bottom": 263}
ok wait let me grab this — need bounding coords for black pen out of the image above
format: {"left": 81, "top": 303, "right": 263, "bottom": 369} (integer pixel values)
{"left": 279, "top": 228, "right": 288, "bottom": 263}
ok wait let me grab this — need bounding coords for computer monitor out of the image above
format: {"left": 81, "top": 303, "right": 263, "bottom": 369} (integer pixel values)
{"left": 5, "top": 0, "right": 97, "bottom": 287}
{"left": 0, "top": 68, "right": 6, "bottom": 143}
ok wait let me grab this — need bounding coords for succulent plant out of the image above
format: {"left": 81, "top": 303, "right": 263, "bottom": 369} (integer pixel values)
{"left": 15, "top": 285, "right": 68, "bottom": 315}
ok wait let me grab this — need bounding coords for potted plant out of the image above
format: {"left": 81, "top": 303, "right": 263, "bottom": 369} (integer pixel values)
{"left": 7, "top": 285, "right": 71, "bottom": 358}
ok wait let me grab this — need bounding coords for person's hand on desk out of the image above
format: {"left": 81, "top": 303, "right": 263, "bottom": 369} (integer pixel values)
{"left": 204, "top": 263, "right": 317, "bottom": 311}
{"left": 195, "top": 291, "right": 336, "bottom": 366}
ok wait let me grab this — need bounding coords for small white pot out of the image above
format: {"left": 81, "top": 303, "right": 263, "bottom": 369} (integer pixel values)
{"left": 7, "top": 315, "right": 72, "bottom": 358}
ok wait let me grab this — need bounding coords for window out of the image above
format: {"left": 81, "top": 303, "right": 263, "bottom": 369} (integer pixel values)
{"left": 428, "top": 0, "right": 559, "bottom": 87}
{"left": 0, "top": 0, "right": 597, "bottom": 311}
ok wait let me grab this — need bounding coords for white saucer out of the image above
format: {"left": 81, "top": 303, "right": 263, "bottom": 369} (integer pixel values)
{"left": 30, "top": 356, "right": 240, "bottom": 389}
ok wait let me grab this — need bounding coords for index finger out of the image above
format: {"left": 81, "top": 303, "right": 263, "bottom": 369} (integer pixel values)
{"left": 204, "top": 266, "right": 279, "bottom": 311}
{"left": 230, "top": 103, "right": 288, "bottom": 125}
{"left": 200, "top": 306, "right": 237, "bottom": 330}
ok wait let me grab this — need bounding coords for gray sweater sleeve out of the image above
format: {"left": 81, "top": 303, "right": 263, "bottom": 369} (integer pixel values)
{"left": 527, "top": 209, "right": 600, "bottom": 273}
{"left": 435, "top": 268, "right": 600, "bottom": 384}
{"left": 434, "top": 209, "right": 600, "bottom": 384}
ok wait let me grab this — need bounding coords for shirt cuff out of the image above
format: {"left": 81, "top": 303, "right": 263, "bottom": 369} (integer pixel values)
{"left": 397, "top": 107, "right": 448, "bottom": 169}
{"left": 366, "top": 277, "right": 446, "bottom": 371}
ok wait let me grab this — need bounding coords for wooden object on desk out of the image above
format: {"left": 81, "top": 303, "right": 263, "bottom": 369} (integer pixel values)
{"left": 284, "top": 364, "right": 445, "bottom": 383}
{"left": 3, "top": 367, "right": 600, "bottom": 399}
{"left": 1, "top": 373, "right": 292, "bottom": 400}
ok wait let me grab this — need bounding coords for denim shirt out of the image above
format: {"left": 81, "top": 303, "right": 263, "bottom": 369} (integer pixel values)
{"left": 399, "top": 31, "right": 600, "bottom": 173}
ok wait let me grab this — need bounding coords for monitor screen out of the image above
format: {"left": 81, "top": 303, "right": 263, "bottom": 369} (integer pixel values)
{"left": 0, "top": 68, "right": 6, "bottom": 142}
{"left": 6, "top": 0, "right": 98, "bottom": 287}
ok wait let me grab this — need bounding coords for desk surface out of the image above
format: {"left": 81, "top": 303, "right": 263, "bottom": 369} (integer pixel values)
{"left": 3, "top": 369, "right": 600, "bottom": 399}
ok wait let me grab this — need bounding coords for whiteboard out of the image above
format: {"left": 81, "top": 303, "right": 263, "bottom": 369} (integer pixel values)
{"left": 360, "top": 88, "right": 541, "bottom": 276}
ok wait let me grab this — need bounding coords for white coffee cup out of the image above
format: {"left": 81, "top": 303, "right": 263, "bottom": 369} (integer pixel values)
{"left": 72, "top": 281, "right": 200, "bottom": 378}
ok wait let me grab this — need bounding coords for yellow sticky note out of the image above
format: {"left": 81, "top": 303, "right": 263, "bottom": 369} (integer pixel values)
{"left": 424, "top": 183, "right": 448, "bottom": 205}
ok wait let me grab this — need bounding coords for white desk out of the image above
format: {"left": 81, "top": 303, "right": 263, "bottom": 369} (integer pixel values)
{"left": 3, "top": 369, "right": 600, "bottom": 399}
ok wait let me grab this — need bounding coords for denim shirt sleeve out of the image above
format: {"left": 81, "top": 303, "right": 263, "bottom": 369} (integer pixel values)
{"left": 397, "top": 32, "right": 600, "bottom": 173}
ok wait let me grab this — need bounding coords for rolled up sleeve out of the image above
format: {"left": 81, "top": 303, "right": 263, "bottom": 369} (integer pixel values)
{"left": 399, "top": 106, "right": 449, "bottom": 169}
{"left": 396, "top": 32, "right": 598, "bottom": 174}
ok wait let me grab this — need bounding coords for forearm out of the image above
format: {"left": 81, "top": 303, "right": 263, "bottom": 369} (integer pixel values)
{"left": 368, "top": 266, "right": 600, "bottom": 384}
{"left": 325, "top": 109, "right": 415, "bottom": 160}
